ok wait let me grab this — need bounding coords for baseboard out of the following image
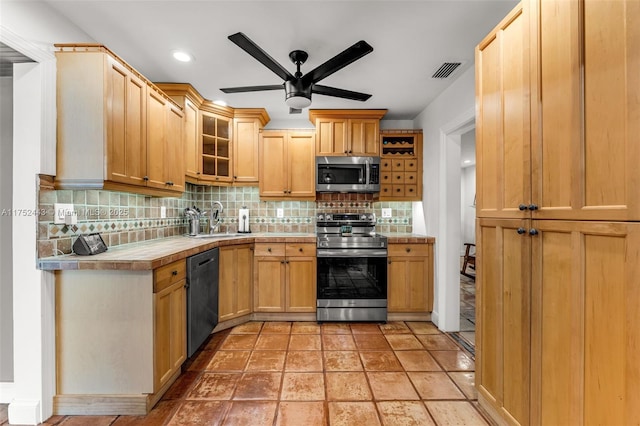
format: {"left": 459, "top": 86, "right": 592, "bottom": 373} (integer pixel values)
{"left": 7, "top": 399, "right": 41, "bottom": 425}
{"left": 0, "top": 381, "right": 15, "bottom": 404}
{"left": 387, "top": 312, "right": 431, "bottom": 322}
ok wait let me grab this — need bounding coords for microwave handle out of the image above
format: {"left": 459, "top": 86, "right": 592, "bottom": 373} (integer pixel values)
{"left": 365, "top": 162, "right": 370, "bottom": 185}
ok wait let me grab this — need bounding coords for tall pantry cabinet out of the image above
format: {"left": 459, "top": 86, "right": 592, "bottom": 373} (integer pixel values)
{"left": 476, "top": 1, "right": 640, "bottom": 425}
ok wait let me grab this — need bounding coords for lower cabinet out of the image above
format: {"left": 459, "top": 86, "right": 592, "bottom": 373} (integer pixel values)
{"left": 153, "top": 260, "right": 187, "bottom": 392}
{"left": 218, "top": 244, "right": 253, "bottom": 322}
{"left": 254, "top": 242, "right": 316, "bottom": 312}
{"left": 477, "top": 219, "right": 640, "bottom": 425}
{"left": 387, "top": 242, "right": 434, "bottom": 313}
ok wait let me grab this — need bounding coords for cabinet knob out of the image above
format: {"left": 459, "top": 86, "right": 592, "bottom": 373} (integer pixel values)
{"left": 517, "top": 227, "right": 526, "bottom": 235}
{"left": 518, "top": 204, "right": 527, "bottom": 211}
{"left": 299, "top": 248, "right": 303, "bottom": 252}
{"left": 529, "top": 228, "right": 539, "bottom": 236}
{"left": 405, "top": 248, "right": 411, "bottom": 253}
{"left": 280, "top": 260, "right": 285, "bottom": 264}
{"left": 172, "top": 270, "right": 178, "bottom": 276}
{"left": 396, "top": 188, "right": 401, "bottom": 192}
{"left": 285, "top": 260, "right": 289, "bottom": 264}
{"left": 233, "top": 176, "right": 237, "bottom": 179}
{"left": 409, "top": 188, "right": 414, "bottom": 193}
{"left": 344, "top": 150, "right": 348, "bottom": 154}
{"left": 388, "top": 260, "right": 392, "bottom": 264}
{"left": 348, "top": 150, "right": 352, "bottom": 154}
{"left": 267, "top": 248, "right": 272, "bottom": 252}
{"left": 143, "top": 176, "right": 149, "bottom": 181}
{"left": 528, "top": 204, "right": 539, "bottom": 211}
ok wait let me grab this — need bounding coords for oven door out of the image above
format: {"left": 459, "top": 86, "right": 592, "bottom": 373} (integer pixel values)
{"left": 316, "top": 248, "right": 387, "bottom": 303}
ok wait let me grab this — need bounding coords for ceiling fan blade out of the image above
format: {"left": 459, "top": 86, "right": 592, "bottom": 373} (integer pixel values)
{"left": 289, "top": 107, "right": 302, "bottom": 114}
{"left": 302, "top": 40, "right": 373, "bottom": 85}
{"left": 228, "top": 32, "right": 294, "bottom": 82}
{"left": 312, "top": 85, "right": 371, "bottom": 101}
{"left": 220, "top": 84, "right": 283, "bottom": 94}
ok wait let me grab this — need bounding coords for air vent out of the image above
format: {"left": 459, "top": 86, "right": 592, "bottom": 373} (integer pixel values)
{"left": 431, "top": 62, "right": 462, "bottom": 79}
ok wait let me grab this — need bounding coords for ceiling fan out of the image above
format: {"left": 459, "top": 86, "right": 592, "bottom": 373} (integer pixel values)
{"left": 220, "top": 32, "right": 373, "bottom": 114}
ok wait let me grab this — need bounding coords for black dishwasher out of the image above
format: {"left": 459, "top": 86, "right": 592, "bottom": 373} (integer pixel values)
{"left": 186, "top": 248, "right": 219, "bottom": 357}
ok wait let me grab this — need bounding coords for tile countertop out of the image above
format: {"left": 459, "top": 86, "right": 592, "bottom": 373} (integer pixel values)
{"left": 38, "top": 232, "right": 435, "bottom": 271}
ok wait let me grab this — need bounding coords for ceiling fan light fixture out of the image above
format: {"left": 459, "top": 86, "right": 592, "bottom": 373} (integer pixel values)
{"left": 285, "top": 94, "right": 311, "bottom": 109}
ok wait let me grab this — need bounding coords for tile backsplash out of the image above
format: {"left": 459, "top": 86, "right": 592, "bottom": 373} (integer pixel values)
{"left": 37, "top": 183, "right": 413, "bottom": 257}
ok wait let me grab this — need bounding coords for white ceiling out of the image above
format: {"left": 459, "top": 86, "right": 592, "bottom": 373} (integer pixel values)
{"left": 43, "top": 0, "right": 516, "bottom": 122}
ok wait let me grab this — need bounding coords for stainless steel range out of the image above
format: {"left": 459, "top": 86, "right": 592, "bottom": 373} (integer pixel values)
{"left": 316, "top": 212, "right": 388, "bottom": 322}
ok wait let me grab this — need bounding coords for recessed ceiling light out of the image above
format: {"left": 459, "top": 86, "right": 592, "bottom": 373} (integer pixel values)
{"left": 172, "top": 50, "right": 193, "bottom": 62}
{"left": 213, "top": 100, "right": 227, "bottom": 107}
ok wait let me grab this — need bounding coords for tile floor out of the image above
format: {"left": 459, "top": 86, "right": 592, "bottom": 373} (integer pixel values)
{"left": 1, "top": 321, "right": 490, "bottom": 426}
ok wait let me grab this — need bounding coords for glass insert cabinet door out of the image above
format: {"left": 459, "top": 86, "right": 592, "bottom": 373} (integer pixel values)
{"left": 201, "top": 111, "right": 231, "bottom": 181}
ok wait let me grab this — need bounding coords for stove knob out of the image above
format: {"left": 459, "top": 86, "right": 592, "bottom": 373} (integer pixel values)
{"left": 360, "top": 214, "right": 367, "bottom": 220}
{"left": 317, "top": 214, "right": 324, "bottom": 221}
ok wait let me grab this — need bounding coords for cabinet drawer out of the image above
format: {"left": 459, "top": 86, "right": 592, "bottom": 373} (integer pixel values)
{"left": 286, "top": 243, "right": 316, "bottom": 257}
{"left": 254, "top": 243, "right": 286, "bottom": 256}
{"left": 388, "top": 244, "right": 430, "bottom": 257}
{"left": 393, "top": 172, "right": 405, "bottom": 183}
{"left": 391, "top": 159, "right": 405, "bottom": 171}
{"left": 405, "top": 160, "right": 418, "bottom": 171}
{"left": 154, "top": 259, "right": 187, "bottom": 293}
{"left": 381, "top": 159, "right": 393, "bottom": 171}
{"left": 405, "top": 185, "right": 418, "bottom": 197}
{"left": 380, "top": 185, "right": 392, "bottom": 196}
{"left": 392, "top": 185, "right": 405, "bottom": 197}
{"left": 405, "top": 172, "right": 417, "bottom": 184}
{"left": 381, "top": 172, "right": 392, "bottom": 184}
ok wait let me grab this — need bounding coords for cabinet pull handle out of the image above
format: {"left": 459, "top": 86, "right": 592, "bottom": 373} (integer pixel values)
{"left": 528, "top": 204, "right": 539, "bottom": 211}
{"left": 518, "top": 204, "right": 527, "bottom": 211}
{"left": 529, "top": 228, "right": 539, "bottom": 236}
{"left": 517, "top": 227, "right": 526, "bottom": 235}
{"left": 172, "top": 270, "right": 178, "bottom": 276}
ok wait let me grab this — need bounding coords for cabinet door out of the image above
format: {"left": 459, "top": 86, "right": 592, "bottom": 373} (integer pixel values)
{"left": 146, "top": 90, "right": 167, "bottom": 189}
{"left": 235, "top": 245, "right": 253, "bottom": 317}
{"left": 476, "top": 218, "right": 530, "bottom": 426}
{"left": 531, "top": 0, "right": 640, "bottom": 221}
{"left": 233, "top": 118, "right": 260, "bottom": 183}
{"left": 218, "top": 246, "right": 236, "bottom": 322}
{"left": 200, "top": 111, "right": 232, "bottom": 183}
{"left": 154, "top": 279, "right": 186, "bottom": 392}
{"left": 476, "top": 3, "right": 530, "bottom": 219}
{"left": 287, "top": 131, "right": 316, "bottom": 198}
{"left": 387, "top": 258, "right": 408, "bottom": 312}
{"left": 387, "top": 256, "right": 431, "bottom": 313}
{"left": 106, "top": 57, "right": 147, "bottom": 186}
{"left": 165, "top": 104, "right": 185, "bottom": 192}
{"left": 183, "top": 99, "right": 200, "bottom": 179}
{"left": 259, "top": 131, "right": 288, "bottom": 197}
{"left": 315, "top": 118, "right": 348, "bottom": 156}
{"left": 349, "top": 119, "right": 379, "bottom": 156}
{"left": 286, "top": 257, "right": 316, "bottom": 312}
{"left": 530, "top": 220, "right": 640, "bottom": 425}
{"left": 254, "top": 257, "right": 286, "bottom": 312}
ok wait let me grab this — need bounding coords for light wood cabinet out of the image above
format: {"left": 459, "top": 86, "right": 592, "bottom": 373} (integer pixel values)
{"left": 153, "top": 260, "right": 187, "bottom": 392}
{"left": 379, "top": 130, "right": 422, "bottom": 201}
{"left": 55, "top": 44, "right": 184, "bottom": 196}
{"left": 476, "top": 218, "right": 530, "bottom": 426}
{"left": 155, "top": 83, "right": 204, "bottom": 181}
{"left": 259, "top": 130, "right": 315, "bottom": 200}
{"left": 233, "top": 109, "right": 270, "bottom": 184}
{"left": 254, "top": 243, "right": 316, "bottom": 313}
{"left": 218, "top": 244, "right": 253, "bottom": 322}
{"left": 387, "top": 243, "right": 433, "bottom": 313}
{"left": 199, "top": 106, "right": 233, "bottom": 184}
{"left": 476, "top": 1, "right": 640, "bottom": 424}
{"left": 309, "top": 110, "right": 386, "bottom": 156}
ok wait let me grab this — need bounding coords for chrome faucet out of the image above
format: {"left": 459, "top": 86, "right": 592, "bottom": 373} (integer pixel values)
{"left": 209, "top": 201, "right": 224, "bottom": 234}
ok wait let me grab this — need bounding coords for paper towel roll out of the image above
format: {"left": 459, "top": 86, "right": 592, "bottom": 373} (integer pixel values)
{"left": 238, "top": 208, "right": 250, "bottom": 233}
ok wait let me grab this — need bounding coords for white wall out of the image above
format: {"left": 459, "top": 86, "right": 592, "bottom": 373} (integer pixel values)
{"left": 413, "top": 66, "right": 476, "bottom": 331}
{"left": 461, "top": 165, "right": 476, "bottom": 250}
{"left": 0, "top": 77, "right": 14, "bottom": 382}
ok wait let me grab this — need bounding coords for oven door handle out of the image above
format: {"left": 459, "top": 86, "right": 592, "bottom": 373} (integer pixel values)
{"left": 317, "top": 249, "right": 388, "bottom": 258}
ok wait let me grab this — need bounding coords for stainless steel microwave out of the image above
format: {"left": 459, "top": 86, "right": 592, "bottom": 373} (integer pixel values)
{"left": 316, "top": 156, "right": 380, "bottom": 193}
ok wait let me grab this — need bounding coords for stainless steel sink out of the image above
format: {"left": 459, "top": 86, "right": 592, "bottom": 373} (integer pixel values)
{"left": 190, "top": 233, "right": 244, "bottom": 239}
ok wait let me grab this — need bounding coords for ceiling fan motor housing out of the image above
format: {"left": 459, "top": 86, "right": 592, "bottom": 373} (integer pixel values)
{"left": 284, "top": 79, "right": 312, "bottom": 108}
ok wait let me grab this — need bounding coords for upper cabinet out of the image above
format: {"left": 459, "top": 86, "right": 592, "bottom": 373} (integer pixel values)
{"left": 55, "top": 44, "right": 184, "bottom": 196}
{"left": 309, "top": 109, "right": 387, "bottom": 156}
{"left": 233, "top": 109, "right": 270, "bottom": 184}
{"left": 199, "top": 104, "right": 233, "bottom": 184}
{"left": 379, "top": 130, "right": 423, "bottom": 201}
{"left": 259, "top": 130, "right": 316, "bottom": 200}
